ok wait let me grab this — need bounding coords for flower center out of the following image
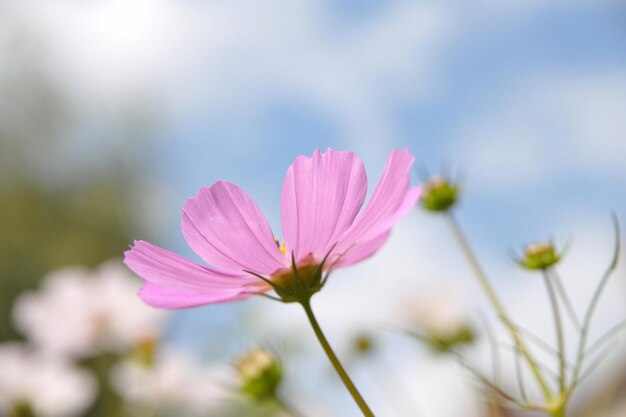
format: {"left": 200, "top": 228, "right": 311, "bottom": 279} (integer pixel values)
{"left": 268, "top": 254, "right": 325, "bottom": 302}
{"left": 271, "top": 261, "right": 319, "bottom": 289}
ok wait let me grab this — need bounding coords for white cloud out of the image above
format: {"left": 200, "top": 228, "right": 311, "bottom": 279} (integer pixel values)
{"left": 1, "top": 0, "right": 452, "bottom": 150}
{"left": 455, "top": 71, "right": 626, "bottom": 189}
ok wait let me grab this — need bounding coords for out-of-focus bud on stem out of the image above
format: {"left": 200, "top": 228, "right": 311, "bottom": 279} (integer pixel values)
{"left": 424, "top": 324, "right": 476, "bottom": 353}
{"left": 236, "top": 348, "right": 283, "bottom": 401}
{"left": 419, "top": 176, "right": 459, "bottom": 212}
{"left": 132, "top": 336, "right": 158, "bottom": 367}
{"left": 352, "top": 332, "right": 376, "bottom": 356}
{"left": 405, "top": 294, "right": 476, "bottom": 353}
{"left": 518, "top": 242, "right": 562, "bottom": 270}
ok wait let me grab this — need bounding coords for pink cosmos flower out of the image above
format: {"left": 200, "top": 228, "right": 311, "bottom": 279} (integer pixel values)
{"left": 124, "top": 148, "right": 420, "bottom": 309}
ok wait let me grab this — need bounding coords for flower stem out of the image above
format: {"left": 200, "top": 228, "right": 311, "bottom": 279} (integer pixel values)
{"left": 542, "top": 270, "right": 566, "bottom": 393}
{"left": 445, "top": 213, "right": 553, "bottom": 401}
{"left": 300, "top": 299, "right": 375, "bottom": 417}
{"left": 572, "top": 215, "right": 620, "bottom": 388}
{"left": 550, "top": 269, "right": 581, "bottom": 330}
{"left": 550, "top": 401, "right": 567, "bottom": 417}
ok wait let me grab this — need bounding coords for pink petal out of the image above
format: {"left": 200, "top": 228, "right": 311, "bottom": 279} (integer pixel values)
{"left": 182, "top": 181, "right": 288, "bottom": 275}
{"left": 335, "top": 149, "right": 420, "bottom": 262}
{"left": 124, "top": 241, "right": 266, "bottom": 309}
{"left": 280, "top": 148, "right": 367, "bottom": 262}
{"left": 139, "top": 282, "right": 251, "bottom": 309}
{"left": 333, "top": 230, "right": 391, "bottom": 268}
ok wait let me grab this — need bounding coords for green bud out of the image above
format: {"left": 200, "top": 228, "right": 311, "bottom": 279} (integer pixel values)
{"left": 419, "top": 176, "right": 459, "bottom": 212}
{"left": 236, "top": 348, "right": 282, "bottom": 401}
{"left": 518, "top": 242, "right": 561, "bottom": 270}
{"left": 427, "top": 325, "right": 476, "bottom": 353}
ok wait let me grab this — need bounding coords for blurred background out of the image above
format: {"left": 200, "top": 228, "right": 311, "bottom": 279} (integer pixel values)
{"left": 0, "top": 0, "right": 625, "bottom": 416}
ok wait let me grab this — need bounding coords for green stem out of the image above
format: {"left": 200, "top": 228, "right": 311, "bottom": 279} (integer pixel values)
{"left": 550, "top": 269, "right": 581, "bottom": 330}
{"left": 542, "top": 270, "right": 566, "bottom": 393}
{"left": 300, "top": 299, "right": 375, "bottom": 417}
{"left": 550, "top": 401, "right": 567, "bottom": 417}
{"left": 572, "top": 215, "right": 620, "bottom": 388}
{"left": 445, "top": 213, "right": 553, "bottom": 401}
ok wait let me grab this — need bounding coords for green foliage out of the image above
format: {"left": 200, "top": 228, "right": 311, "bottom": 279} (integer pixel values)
{"left": 8, "top": 403, "right": 36, "bottom": 417}
{"left": 80, "top": 353, "right": 128, "bottom": 417}
{"left": 0, "top": 180, "right": 138, "bottom": 340}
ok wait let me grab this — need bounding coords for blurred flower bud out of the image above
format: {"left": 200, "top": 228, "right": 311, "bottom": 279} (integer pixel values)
{"left": 426, "top": 325, "right": 475, "bottom": 353}
{"left": 132, "top": 336, "right": 158, "bottom": 367}
{"left": 517, "top": 241, "right": 561, "bottom": 270}
{"left": 352, "top": 332, "right": 376, "bottom": 356}
{"left": 235, "top": 349, "right": 282, "bottom": 401}
{"left": 419, "top": 176, "right": 459, "bottom": 212}
{"left": 404, "top": 292, "right": 475, "bottom": 354}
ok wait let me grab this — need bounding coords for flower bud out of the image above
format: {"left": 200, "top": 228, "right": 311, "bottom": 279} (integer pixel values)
{"left": 426, "top": 325, "right": 475, "bottom": 353}
{"left": 352, "top": 333, "right": 375, "bottom": 356}
{"left": 518, "top": 242, "right": 561, "bottom": 270}
{"left": 405, "top": 293, "right": 475, "bottom": 353}
{"left": 419, "top": 176, "right": 459, "bottom": 212}
{"left": 235, "top": 348, "right": 282, "bottom": 401}
{"left": 132, "top": 336, "right": 158, "bottom": 367}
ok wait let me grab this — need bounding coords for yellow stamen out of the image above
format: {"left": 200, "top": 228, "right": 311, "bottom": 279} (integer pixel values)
{"left": 274, "top": 237, "right": 287, "bottom": 255}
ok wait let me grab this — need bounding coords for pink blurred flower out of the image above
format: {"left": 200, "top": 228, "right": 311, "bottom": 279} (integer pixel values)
{"left": 124, "top": 148, "right": 420, "bottom": 309}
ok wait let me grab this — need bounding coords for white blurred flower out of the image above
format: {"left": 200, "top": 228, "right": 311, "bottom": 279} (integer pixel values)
{"left": 111, "top": 348, "right": 233, "bottom": 416}
{"left": 13, "top": 260, "right": 167, "bottom": 358}
{"left": 0, "top": 343, "right": 97, "bottom": 417}
{"left": 404, "top": 291, "right": 470, "bottom": 340}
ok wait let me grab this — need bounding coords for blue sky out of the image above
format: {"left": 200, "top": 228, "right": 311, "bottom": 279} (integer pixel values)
{"left": 154, "top": 0, "right": 626, "bottom": 247}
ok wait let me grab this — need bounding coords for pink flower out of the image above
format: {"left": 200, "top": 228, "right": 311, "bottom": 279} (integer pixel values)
{"left": 124, "top": 148, "right": 420, "bottom": 309}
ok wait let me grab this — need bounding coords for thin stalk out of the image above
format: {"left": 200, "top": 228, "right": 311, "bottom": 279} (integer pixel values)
{"left": 300, "top": 299, "right": 375, "bottom": 417}
{"left": 542, "top": 270, "right": 566, "bottom": 393}
{"left": 513, "top": 345, "right": 528, "bottom": 403}
{"left": 575, "top": 342, "right": 619, "bottom": 389}
{"left": 572, "top": 215, "right": 620, "bottom": 388}
{"left": 586, "top": 319, "right": 626, "bottom": 357}
{"left": 550, "top": 269, "right": 581, "bottom": 330}
{"left": 477, "top": 310, "right": 502, "bottom": 385}
{"left": 445, "top": 213, "right": 553, "bottom": 401}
